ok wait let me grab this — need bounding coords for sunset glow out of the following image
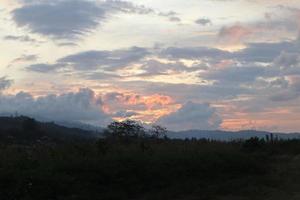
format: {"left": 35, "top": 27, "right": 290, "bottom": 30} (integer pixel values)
{"left": 1, "top": 0, "right": 300, "bottom": 132}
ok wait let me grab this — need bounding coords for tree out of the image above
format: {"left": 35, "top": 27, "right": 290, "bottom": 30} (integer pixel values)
{"left": 149, "top": 125, "right": 168, "bottom": 139}
{"left": 104, "top": 120, "right": 146, "bottom": 140}
{"left": 22, "top": 117, "right": 37, "bottom": 132}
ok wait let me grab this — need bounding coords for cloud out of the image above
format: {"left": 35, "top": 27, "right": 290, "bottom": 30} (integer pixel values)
{"left": 195, "top": 18, "right": 212, "bottom": 26}
{"left": 219, "top": 24, "right": 254, "bottom": 44}
{"left": 0, "top": 88, "right": 111, "bottom": 125}
{"left": 27, "top": 46, "right": 149, "bottom": 72}
{"left": 26, "top": 63, "right": 63, "bottom": 73}
{"left": 0, "top": 77, "right": 12, "bottom": 91}
{"left": 161, "top": 46, "right": 231, "bottom": 60}
{"left": 3, "top": 35, "right": 38, "bottom": 43}
{"left": 270, "top": 76, "right": 300, "bottom": 101}
{"left": 157, "top": 102, "right": 222, "bottom": 131}
{"left": 84, "top": 72, "right": 121, "bottom": 80}
{"left": 14, "top": 54, "right": 38, "bottom": 62}
{"left": 235, "top": 41, "right": 300, "bottom": 63}
{"left": 273, "top": 51, "right": 300, "bottom": 69}
{"left": 158, "top": 11, "right": 181, "bottom": 22}
{"left": 12, "top": 0, "right": 106, "bottom": 39}
{"left": 101, "top": 91, "right": 178, "bottom": 122}
{"left": 57, "top": 42, "right": 78, "bottom": 47}
{"left": 11, "top": 0, "right": 174, "bottom": 40}
{"left": 112, "top": 110, "right": 138, "bottom": 118}
{"left": 201, "top": 65, "right": 265, "bottom": 84}
{"left": 160, "top": 41, "right": 300, "bottom": 64}
{"left": 137, "top": 59, "right": 190, "bottom": 77}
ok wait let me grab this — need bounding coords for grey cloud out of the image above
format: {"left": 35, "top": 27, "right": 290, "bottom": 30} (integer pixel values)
{"left": 137, "top": 60, "right": 191, "bottom": 77}
{"left": 27, "top": 63, "right": 63, "bottom": 73}
{"left": 169, "top": 16, "right": 181, "bottom": 22}
{"left": 157, "top": 102, "right": 222, "bottom": 131}
{"left": 269, "top": 77, "right": 300, "bottom": 102}
{"left": 235, "top": 41, "right": 300, "bottom": 63}
{"left": 202, "top": 65, "right": 266, "bottom": 84}
{"left": 113, "top": 110, "right": 138, "bottom": 118}
{"left": 10, "top": 54, "right": 38, "bottom": 64}
{"left": 3, "top": 35, "right": 38, "bottom": 43}
{"left": 57, "top": 42, "right": 78, "bottom": 47}
{"left": 118, "top": 81, "right": 251, "bottom": 102}
{"left": 270, "top": 91, "right": 299, "bottom": 102}
{"left": 195, "top": 18, "right": 212, "bottom": 26}
{"left": 58, "top": 46, "right": 149, "bottom": 71}
{"left": 83, "top": 72, "right": 121, "bottom": 80}
{"left": 0, "top": 77, "right": 12, "bottom": 91}
{"left": 0, "top": 88, "right": 111, "bottom": 125}
{"left": 161, "top": 47, "right": 231, "bottom": 60}
{"left": 158, "top": 11, "right": 181, "bottom": 22}
{"left": 12, "top": 0, "right": 175, "bottom": 40}
{"left": 27, "top": 46, "right": 149, "bottom": 73}
{"left": 160, "top": 41, "right": 300, "bottom": 63}
{"left": 273, "top": 51, "right": 300, "bottom": 69}
{"left": 12, "top": 0, "right": 106, "bottom": 39}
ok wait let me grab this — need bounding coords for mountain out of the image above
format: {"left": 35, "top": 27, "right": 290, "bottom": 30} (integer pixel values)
{"left": 0, "top": 116, "right": 99, "bottom": 144}
{"left": 55, "top": 120, "right": 104, "bottom": 132}
{"left": 1, "top": 116, "right": 300, "bottom": 143}
{"left": 168, "top": 130, "right": 300, "bottom": 140}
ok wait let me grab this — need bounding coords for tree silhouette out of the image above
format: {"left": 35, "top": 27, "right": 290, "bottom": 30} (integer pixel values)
{"left": 104, "top": 120, "right": 146, "bottom": 141}
{"left": 149, "top": 125, "right": 168, "bottom": 139}
{"left": 22, "top": 117, "right": 37, "bottom": 132}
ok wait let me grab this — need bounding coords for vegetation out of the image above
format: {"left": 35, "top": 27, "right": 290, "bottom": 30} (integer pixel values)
{"left": 0, "top": 117, "right": 300, "bottom": 199}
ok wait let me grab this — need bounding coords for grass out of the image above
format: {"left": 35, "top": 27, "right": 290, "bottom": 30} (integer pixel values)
{"left": 0, "top": 138, "right": 300, "bottom": 199}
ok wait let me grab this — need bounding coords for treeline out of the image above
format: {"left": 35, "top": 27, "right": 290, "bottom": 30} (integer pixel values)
{"left": 1, "top": 117, "right": 300, "bottom": 199}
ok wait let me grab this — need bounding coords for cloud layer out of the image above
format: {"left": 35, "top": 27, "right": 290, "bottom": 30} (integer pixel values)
{"left": 157, "top": 102, "right": 222, "bottom": 131}
{"left": 0, "top": 88, "right": 111, "bottom": 125}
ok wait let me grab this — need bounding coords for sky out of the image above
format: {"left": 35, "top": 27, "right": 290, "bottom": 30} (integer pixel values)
{"left": 1, "top": 0, "right": 300, "bottom": 132}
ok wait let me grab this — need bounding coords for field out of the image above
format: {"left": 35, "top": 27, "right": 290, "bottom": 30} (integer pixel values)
{"left": 1, "top": 137, "right": 300, "bottom": 200}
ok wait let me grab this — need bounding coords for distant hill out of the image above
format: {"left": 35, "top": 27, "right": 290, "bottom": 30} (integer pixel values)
{"left": 168, "top": 130, "right": 300, "bottom": 140}
{"left": 1, "top": 116, "right": 300, "bottom": 143}
{"left": 0, "top": 116, "right": 100, "bottom": 144}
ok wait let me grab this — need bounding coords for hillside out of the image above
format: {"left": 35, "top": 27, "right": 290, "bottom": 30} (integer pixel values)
{"left": 170, "top": 130, "right": 300, "bottom": 140}
{"left": 0, "top": 116, "right": 98, "bottom": 144}
{"left": 0, "top": 116, "right": 300, "bottom": 199}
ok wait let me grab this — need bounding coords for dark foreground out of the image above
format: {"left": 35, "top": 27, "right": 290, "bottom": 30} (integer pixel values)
{"left": 1, "top": 138, "right": 300, "bottom": 200}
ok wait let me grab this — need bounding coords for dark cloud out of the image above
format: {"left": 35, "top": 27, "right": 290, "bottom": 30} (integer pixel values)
{"left": 160, "top": 41, "right": 300, "bottom": 64}
{"left": 273, "top": 51, "right": 300, "bottom": 69}
{"left": 195, "top": 18, "right": 212, "bottom": 26}
{"left": 0, "top": 77, "right": 12, "bottom": 91}
{"left": 27, "top": 46, "right": 149, "bottom": 72}
{"left": 235, "top": 41, "right": 300, "bottom": 63}
{"left": 161, "top": 46, "right": 231, "bottom": 60}
{"left": 26, "top": 63, "right": 63, "bottom": 73}
{"left": 3, "top": 35, "right": 38, "bottom": 43}
{"left": 10, "top": 54, "right": 38, "bottom": 63}
{"left": 158, "top": 11, "right": 181, "bottom": 22}
{"left": 218, "top": 24, "right": 254, "bottom": 43}
{"left": 0, "top": 88, "right": 111, "bottom": 125}
{"left": 57, "top": 42, "right": 78, "bottom": 47}
{"left": 113, "top": 110, "right": 138, "bottom": 118}
{"left": 58, "top": 46, "right": 149, "bottom": 71}
{"left": 201, "top": 65, "right": 266, "bottom": 84}
{"left": 83, "top": 72, "right": 121, "bottom": 80}
{"left": 270, "top": 77, "right": 300, "bottom": 102}
{"left": 12, "top": 0, "right": 176, "bottom": 40}
{"left": 137, "top": 60, "right": 191, "bottom": 77}
{"left": 118, "top": 81, "right": 251, "bottom": 102}
{"left": 12, "top": 0, "right": 106, "bottom": 39}
{"left": 157, "top": 102, "right": 222, "bottom": 131}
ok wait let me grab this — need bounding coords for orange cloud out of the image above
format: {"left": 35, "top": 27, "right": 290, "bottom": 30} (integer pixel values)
{"left": 102, "top": 92, "right": 181, "bottom": 123}
{"left": 219, "top": 24, "right": 255, "bottom": 45}
{"left": 221, "top": 107, "right": 300, "bottom": 133}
